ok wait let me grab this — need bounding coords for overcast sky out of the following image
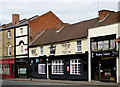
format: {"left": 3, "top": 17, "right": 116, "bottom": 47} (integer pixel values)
{"left": 0, "top": 0, "right": 119, "bottom": 25}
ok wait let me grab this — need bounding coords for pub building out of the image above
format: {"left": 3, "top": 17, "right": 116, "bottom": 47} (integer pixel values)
{"left": 29, "top": 16, "right": 98, "bottom": 81}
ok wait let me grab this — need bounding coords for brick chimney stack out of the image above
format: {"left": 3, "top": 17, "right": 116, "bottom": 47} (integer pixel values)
{"left": 99, "top": 10, "right": 114, "bottom": 21}
{"left": 12, "top": 14, "right": 20, "bottom": 26}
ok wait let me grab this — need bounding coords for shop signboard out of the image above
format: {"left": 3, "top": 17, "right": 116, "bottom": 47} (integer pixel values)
{"left": 92, "top": 51, "right": 119, "bottom": 58}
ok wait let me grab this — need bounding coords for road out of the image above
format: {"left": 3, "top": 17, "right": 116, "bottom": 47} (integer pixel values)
{"left": 1, "top": 80, "right": 120, "bottom": 87}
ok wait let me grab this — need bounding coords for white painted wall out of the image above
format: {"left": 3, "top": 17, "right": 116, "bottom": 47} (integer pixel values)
{"left": 29, "top": 38, "right": 89, "bottom": 57}
{"left": 16, "top": 36, "right": 28, "bottom": 45}
{"left": 16, "top": 26, "right": 28, "bottom": 37}
{"left": 16, "top": 45, "right": 28, "bottom": 55}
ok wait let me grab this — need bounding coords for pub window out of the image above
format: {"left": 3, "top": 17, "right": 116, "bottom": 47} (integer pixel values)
{"left": 52, "top": 60, "right": 64, "bottom": 74}
{"left": 40, "top": 46, "right": 43, "bottom": 56}
{"left": 77, "top": 40, "right": 82, "bottom": 52}
{"left": 70, "top": 59, "right": 81, "bottom": 75}
{"left": 110, "top": 39, "right": 115, "bottom": 49}
{"left": 8, "top": 31, "right": 11, "bottom": 38}
{"left": 38, "top": 64, "right": 45, "bottom": 74}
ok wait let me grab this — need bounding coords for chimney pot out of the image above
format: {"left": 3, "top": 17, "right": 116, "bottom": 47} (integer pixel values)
{"left": 12, "top": 14, "right": 20, "bottom": 26}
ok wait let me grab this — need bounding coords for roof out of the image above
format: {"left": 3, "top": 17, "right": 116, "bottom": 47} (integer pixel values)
{"left": 92, "top": 11, "right": 120, "bottom": 28}
{"left": 30, "top": 11, "right": 120, "bottom": 46}
{"left": 30, "top": 18, "right": 98, "bottom": 46}
{"left": 28, "top": 11, "right": 66, "bottom": 42}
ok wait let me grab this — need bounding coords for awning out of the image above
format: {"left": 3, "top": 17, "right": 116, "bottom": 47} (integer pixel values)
{"left": 115, "top": 37, "right": 120, "bottom": 42}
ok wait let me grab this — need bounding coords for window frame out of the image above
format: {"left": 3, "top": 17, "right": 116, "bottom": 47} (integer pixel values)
{"left": 40, "top": 46, "right": 43, "bottom": 56}
{"left": 38, "top": 64, "right": 46, "bottom": 74}
{"left": 52, "top": 60, "right": 64, "bottom": 75}
{"left": 76, "top": 40, "right": 82, "bottom": 52}
{"left": 70, "top": 59, "right": 81, "bottom": 75}
{"left": 8, "top": 46, "right": 11, "bottom": 56}
{"left": 8, "top": 31, "right": 11, "bottom": 38}
{"left": 20, "top": 28, "right": 23, "bottom": 35}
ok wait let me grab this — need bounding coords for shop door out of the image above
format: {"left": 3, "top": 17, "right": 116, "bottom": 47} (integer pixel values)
{"left": 99, "top": 58, "right": 116, "bottom": 82}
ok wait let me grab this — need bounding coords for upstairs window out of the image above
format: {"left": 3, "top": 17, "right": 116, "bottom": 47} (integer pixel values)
{"left": 77, "top": 40, "right": 82, "bottom": 52}
{"left": 8, "top": 46, "right": 11, "bottom": 56}
{"left": 40, "top": 46, "right": 43, "bottom": 56}
{"left": 20, "top": 28, "right": 23, "bottom": 35}
{"left": 8, "top": 31, "right": 11, "bottom": 38}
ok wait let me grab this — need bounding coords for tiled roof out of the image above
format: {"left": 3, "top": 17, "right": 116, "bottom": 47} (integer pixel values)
{"left": 92, "top": 11, "right": 120, "bottom": 28}
{"left": 28, "top": 11, "right": 66, "bottom": 42}
{"left": 30, "top": 11, "right": 120, "bottom": 46}
{"left": 30, "top": 18, "right": 98, "bottom": 46}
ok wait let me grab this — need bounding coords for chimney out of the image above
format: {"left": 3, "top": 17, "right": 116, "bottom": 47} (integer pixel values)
{"left": 12, "top": 14, "right": 20, "bottom": 26}
{"left": 99, "top": 10, "right": 114, "bottom": 21}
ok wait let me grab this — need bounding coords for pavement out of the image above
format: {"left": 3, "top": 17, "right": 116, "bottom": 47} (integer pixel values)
{"left": 2, "top": 78, "right": 120, "bottom": 86}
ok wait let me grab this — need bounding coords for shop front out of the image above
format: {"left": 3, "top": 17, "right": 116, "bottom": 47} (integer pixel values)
{"left": 91, "top": 51, "right": 118, "bottom": 82}
{"left": 0, "top": 59, "right": 15, "bottom": 78}
{"left": 91, "top": 34, "right": 119, "bottom": 82}
{"left": 15, "top": 58, "right": 28, "bottom": 78}
{"left": 29, "top": 56, "right": 47, "bottom": 79}
{"left": 48, "top": 52, "right": 88, "bottom": 80}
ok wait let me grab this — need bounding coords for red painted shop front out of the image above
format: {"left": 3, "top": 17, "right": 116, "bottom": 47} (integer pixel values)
{"left": 0, "top": 59, "right": 15, "bottom": 78}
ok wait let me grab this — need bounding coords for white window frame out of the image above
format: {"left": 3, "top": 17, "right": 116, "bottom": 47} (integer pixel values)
{"left": 52, "top": 60, "right": 64, "bottom": 74}
{"left": 40, "top": 46, "right": 43, "bottom": 56}
{"left": 8, "top": 31, "right": 11, "bottom": 38}
{"left": 20, "top": 28, "right": 23, "bottom": 35}
{"left": 8, "top": 46, "right": 11, "bottom": 56}
{"left": 70, "top": 59, "right": 81, "bottom": 75}
{"left": 38, "top": 64, "right": 46, "bottom": 74}
{"left": 76, "top": 40, "right": 82, "bottom": 52}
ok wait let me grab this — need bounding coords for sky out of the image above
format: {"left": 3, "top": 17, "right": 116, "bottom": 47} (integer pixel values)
{"left": 0, "top": 0, "right": 119, "bottom": 25}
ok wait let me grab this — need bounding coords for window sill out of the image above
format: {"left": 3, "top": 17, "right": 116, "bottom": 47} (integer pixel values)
{"left": 52, "top": 73, "right": 64, "bottom": 75}
{"left": 75, "top": 51, "right": 82, "bottom": 53}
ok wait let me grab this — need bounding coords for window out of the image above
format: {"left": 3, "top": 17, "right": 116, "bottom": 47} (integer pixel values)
{"left": 38, "top": 64, "right": 45, "bottom": 74}
{"left": 98, "top": 40, "right": 109, "bottom": 51}
{"left": 8, "top": 31, "right": 11, "bottom": 38}
{"left": 91, "top": 42, "right": 97, "bottom": 51}
{"left": 4, "top": 64, "right": 10, "bottom": 75}
{"left": 70, "top": 59, "right": 81, "bottom": 75}
{"left": 110, "top": 39, "right": 115, "bottom": 49}
{"left": 8, "top": 46, "right": 11, "bottom": 56}
{"left": 40, "top": 46, "right": 43, "bottom": 56}
{"left": 20, "top": 28, "right": 23, "bottom": 35}
{"left": 77, "top": 40, "right": 82, "bottom": 52}
{"left": 0, "top": 64, "right": 3, "bottom": 74}
{"left": 21, "top": 45, "right": 23, "bottom": 53}
{"left": 52, "top": 60, "right": 64, "bottom": 74}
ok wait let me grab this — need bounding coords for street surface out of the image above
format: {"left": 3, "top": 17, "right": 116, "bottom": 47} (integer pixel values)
{"left": 1, "top": 80, "right": 120, "bottom": 87}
